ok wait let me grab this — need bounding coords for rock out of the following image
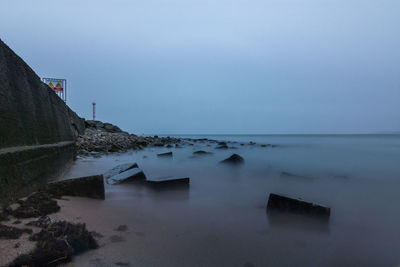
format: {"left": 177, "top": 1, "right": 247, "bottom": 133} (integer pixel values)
{"left": 115, "top": 262, "right": 131, "bottom": 266}
{"left": 146, "top": 177, "right": 190, "bottom": 189}
{"left": 107, "top": 168, "right": 146, "bottom": 185}
{"left": 267, "top": 193, "right": 330, "bottom": 219}
{"left": 103, "top": 123, "right": 122, "bottom": 133}
{"left": 115, "top": 225, "right": 128, "bottom": 232}
{"left": 219, "top": 154, "right": 244, "bottom": 165}
{"left": 26, "top": 216, "right": 52, "bottom": 228}
{"left": 215, "top": 144, "right": 228, "bottom": 149}
{"left": 104, "top": 163, "right": 138, "bottom": 180}
{"left": 157, "top": 152, "right": 173, "bottom": 157}
{"left": 193, "top": 150, "right": 213, "bottom": 155}
{"left": 45, "top": 175, "right": 105, "bottom": 200}
{"left": 0, "top": 208, "right": 10, "bottom": 221}
{"left": 10, "top": 221, "right": 98, "bottom": 267}
{"left": 12, "top": 191, "right": 61, "bottom": 219}
{"left": 260, "top": 144, "right": 271, "bottom": 147}
{"left": 153, "top": 142, "right": 164, "bottom": 147}
{"left": 0, "top": 223, "right": 32, "bottom": 239}
{"left": 0, "top": 213, "right": 7, "bottom": 222}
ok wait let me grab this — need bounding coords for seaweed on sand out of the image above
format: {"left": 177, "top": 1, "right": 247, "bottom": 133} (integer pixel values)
{"left": 9, "top": 221, "right": 98, "bottom": 267}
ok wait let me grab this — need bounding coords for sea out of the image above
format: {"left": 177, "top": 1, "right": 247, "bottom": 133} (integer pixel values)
{"left": 60, "top": 134, "right": 400, "bottom": 267}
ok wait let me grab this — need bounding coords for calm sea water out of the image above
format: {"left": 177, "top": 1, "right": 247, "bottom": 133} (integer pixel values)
{"left": 60, "top": 134, "right": 400, "bottom": 267}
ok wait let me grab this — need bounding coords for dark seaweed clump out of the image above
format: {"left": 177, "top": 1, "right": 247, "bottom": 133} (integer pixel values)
{"left": 0, "top": 223, "right": 32, "bottom": 239}
{"left": 9, "top": 221, "right": 98, "bottom": 267}
{"left": 12, "top": 191, "right": 60, "bottom": 219}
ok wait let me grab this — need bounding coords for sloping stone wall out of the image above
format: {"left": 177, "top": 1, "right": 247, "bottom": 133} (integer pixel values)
{"left": 0, "top": 39, "right": 84, "bottom": 149}
{"left": 0, "top": 39, "right": 85, "bottom": 203}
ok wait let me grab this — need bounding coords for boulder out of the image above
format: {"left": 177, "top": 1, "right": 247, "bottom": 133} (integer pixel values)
{"left": 103, "top": 123, "right": 122, "bottom": 133}
{"left": 146, "top": 177, "right": 189, "bottom": 189}
{"left": 107, "top": 168, "right": 146, "bottom": 185}
{"left": 104, "top": 163, "right": 138, "bottom": 180}
{"left": 215, "top": 141, "right": 229, "bottom": 149}
{"left": 267, "top": 193, "right": 330, "bottom": 219}
{"left": 157, "top": 152, "right": 173, "bottom": 157}
{"left": 45, "top": 175, "right": 105, "bottom": 200}
{"left": 219, "top": 154, "right": 244, "bottom": 165}
{"left": 153, "top": 142, "right": 164, "bottom": 147}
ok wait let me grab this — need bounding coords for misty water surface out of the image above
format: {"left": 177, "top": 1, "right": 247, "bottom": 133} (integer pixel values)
{"left": 60, "top": 134, "right": 400, "bottom": 267}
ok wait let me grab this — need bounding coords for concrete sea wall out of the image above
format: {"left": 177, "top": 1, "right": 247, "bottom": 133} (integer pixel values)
{"left": 0, "top": 39, "right": 85, "bottom": 202}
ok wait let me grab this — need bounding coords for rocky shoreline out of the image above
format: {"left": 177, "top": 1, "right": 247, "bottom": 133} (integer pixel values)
{"left": 76, "top": 120, "right": 182, "bottom": 156}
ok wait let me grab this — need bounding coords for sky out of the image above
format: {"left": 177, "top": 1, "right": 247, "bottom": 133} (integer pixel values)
{"left": 1, "top": 0, "right": 399, "bottom": 134}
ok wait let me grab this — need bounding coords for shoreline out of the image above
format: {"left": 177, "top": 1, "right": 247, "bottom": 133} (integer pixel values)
{"left": 0, "top": 121, "right": 249, "bottom": 266}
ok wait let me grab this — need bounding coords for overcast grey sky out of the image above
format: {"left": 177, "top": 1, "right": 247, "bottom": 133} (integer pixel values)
{"left": 1, "top": 0, "right": 399, "bottom": 134}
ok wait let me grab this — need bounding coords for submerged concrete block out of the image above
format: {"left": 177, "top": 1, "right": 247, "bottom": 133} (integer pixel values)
{"left": 193, "top": 150, "right": 213, "bottom": 155}
{"left": 146, "top": 177, "right": 189, "bottom": 189}
{"left": 45, "top": 175, "right": 105, "bottom": 200}
{"left": 157, "top": 152, "right": 173, "bottom": 157}
{"left": 107, "top": 168, "right": 146, "bottom": 185}
{"left": 103, "top": 163, "right": 138, "bottom": 180}
{"left": 267, "top": 193, "right": 330, "bottom": 219}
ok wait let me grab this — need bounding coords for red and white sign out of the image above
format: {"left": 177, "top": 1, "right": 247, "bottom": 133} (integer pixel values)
{"left": 42, "top": 78, "right": 67, "bottom": 102}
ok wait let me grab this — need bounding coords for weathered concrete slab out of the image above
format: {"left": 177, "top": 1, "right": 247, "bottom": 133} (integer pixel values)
{"left": 193, "top": 150, "right": 213, "bottom": 155}
{"left": 280, "top": 172, "right": 314, "bottom": 181}
{"left": 103, "top": 163, "right": 138, "bottom": 180}
{"left": 267, "top": 193, "right": 330, "bottom": 219}
{"left": 157, "top": 152, "right": 173, "bottom": 157}
{"left": 146, "top": 177, "right": 189, "bottom": 189}
{"left": 107, "top": 168, "right": 146, "bottom": 185}
{"left": 45, "top": 175, "right": 105, "bottom": 200}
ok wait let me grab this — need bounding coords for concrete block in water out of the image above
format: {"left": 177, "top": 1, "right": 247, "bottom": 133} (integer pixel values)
{"left": 45, "top": 175, "right": 105, "bottom": 200}
{"left": 157, "top": 152, "right": 173, "bottom": 157}
{"left": 267, "top": 193, "right": 330, "bottom": 219}
{"left": 193, "top": 150, "right": 213, "bottom": 155}
{"left": 103, "top": 163, "right": 138, "bottom": 180}
{"left": 107, "top": 168, "right": 146, "bottom": 185}
{"left": 146, "top": 177, "right": 189, "bottom": 188}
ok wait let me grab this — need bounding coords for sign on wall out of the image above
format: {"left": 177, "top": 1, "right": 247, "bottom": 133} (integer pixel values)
{"left": 42, "top": 78, "right": 67, "bottom": 102}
